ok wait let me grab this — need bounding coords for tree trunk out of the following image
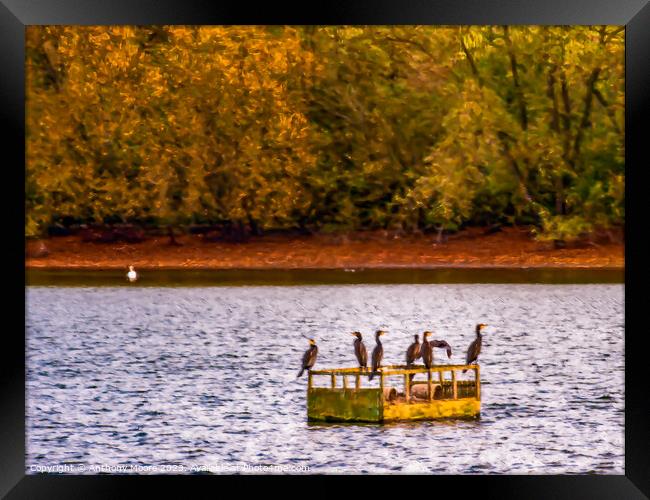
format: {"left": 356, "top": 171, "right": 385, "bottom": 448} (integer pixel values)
{"left": 436, "top": 226, "right": 444, "bottom": 244}
{"left": 547, "top": 66, "right": 565, "bottom": 216}
{"left": 503, "top": 26, "right": 528, "bottom": 131}
{"left": 554, "top": 178, "right": 565, "bottom": 215}
{"left": 247, "top": 214, "right": 262, "bottom": 236}
{"left": 167, "top": 225, "right": 182, "bottom": 246}
{"left": 572, "top": 67, "right": 601, "bottom": 160}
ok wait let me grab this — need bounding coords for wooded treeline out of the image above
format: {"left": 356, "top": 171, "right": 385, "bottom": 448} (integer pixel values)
{"left": 26, "top": 26, "right": 624, "bottom": 242}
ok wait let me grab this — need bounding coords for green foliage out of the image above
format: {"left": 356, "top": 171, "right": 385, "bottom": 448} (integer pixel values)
{"left": 534, "top": 214, "right": 594, "bottom": 243}
{"left": 26, "top": 26, "right": 624, "bottom": 241}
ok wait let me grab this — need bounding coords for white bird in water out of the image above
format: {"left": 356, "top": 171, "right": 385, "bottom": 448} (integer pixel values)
{"left": 127, "top": 265, "right": 137, "bottom": 282}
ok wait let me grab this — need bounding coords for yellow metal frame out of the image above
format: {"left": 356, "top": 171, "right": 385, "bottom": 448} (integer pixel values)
{"left": 307, "top": 364, "right": 481, "bottom": 422}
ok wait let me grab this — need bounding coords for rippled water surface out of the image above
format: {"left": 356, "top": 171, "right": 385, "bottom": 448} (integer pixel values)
{"left": 26, "top": 284, "right": 624, "bottom": 474}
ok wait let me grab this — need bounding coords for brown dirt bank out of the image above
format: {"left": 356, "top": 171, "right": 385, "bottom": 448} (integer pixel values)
{"left": 25, "top": 226, "right": 624, "bottom": 270}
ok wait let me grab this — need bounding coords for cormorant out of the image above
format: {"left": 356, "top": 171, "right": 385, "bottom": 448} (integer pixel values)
{"left": 350, "top": 331, "right": 368, "bottom": 369}
{"left": 297, "top": 338, "right": 318, "bottom": 378}
{"left": 463, "top": 323, "right": 487, "bottom": 373}
{"left": 406, "top": 334, "right": 421, "bottom": 366}
{"left": 429, "top": 339, "right": 453, "bottom": 359}
{"left": 369, "top": 330, "right": 386, "bottom": 380}
{"left": 127, "top": 266, "right": 137, "bottom": 282}
{"left": 406, "top": 333, "right": 421, "bottom": 383}
{"left": 421, "top": 331, "right": 433, "bottom": 369}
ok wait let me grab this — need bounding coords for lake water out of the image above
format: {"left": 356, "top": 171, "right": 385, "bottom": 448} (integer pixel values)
{"left": 26, "top": 282, "right": 624, "bottom": 474}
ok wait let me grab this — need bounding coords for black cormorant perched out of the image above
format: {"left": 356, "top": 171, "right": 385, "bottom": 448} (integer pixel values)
{"left": 350, "top": 331, "right": 368, "bottom": 369}
{"left": 406, "top": 334, "right": 421, "bottom": 366}
{"left": 429, "top": 339, "right": 453, "bottom": 359}
{"left": 463, "top": 323, "right": 487, "bottom": 373}
{"left": 421, "top": 331, "right": 433, "bottom": 369}
{"left": 369, "top": 330, "right": 386, "bottom": 380}
{"left": 297, "top": 338, "right": 318, "bottom": 378}
{"left": 406, "top": 333, "right": 421, "bottom": 383}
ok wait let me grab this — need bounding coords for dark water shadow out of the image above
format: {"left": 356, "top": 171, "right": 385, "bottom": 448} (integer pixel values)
{"left": 26, "top": 267, "right": 623, "bottom": 287}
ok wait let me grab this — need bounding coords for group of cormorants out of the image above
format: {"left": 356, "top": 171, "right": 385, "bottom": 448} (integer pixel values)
{"left": 297, "top": 323, "right": 488, "bottom": 378}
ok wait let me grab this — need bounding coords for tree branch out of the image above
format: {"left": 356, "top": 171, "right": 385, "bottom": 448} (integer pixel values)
{"left": 460, "top": 36, "right": 484, "bottom": 87}
{"left": 383, "top": 36, "right": 436, "bottom": 63}
{"left": 497, "top": 131, "right": 533, "bottom": 204}
{"left": 593, "top": 85, "right": 622, "bottom": 135}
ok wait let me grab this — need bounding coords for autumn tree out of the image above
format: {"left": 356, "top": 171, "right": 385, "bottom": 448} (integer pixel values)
{"left": 26, "top": 25, "right": 624, "bottom": 242}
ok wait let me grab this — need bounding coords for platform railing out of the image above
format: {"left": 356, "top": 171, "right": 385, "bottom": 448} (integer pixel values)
{"left": 308, "top": 364, "right": 480, "bottom": 402}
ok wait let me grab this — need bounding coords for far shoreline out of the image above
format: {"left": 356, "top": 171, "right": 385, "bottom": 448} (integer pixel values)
{"left": 25, "top": 226, "right": 624, "bottom": 272}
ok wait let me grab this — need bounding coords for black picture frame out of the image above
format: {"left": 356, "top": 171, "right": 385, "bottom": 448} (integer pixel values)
{"left": 5, "top": 1, "right": 648, "bottom": 497}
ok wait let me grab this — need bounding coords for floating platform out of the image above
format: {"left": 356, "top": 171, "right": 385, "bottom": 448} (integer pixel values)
{"left": 307, "top": 364, "right": 480, "bottom": 423}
